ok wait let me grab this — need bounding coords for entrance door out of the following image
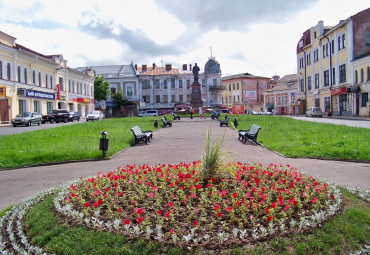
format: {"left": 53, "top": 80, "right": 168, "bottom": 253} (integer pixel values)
{"left": 0, "top": 99, "right": 9, "bottom": 122}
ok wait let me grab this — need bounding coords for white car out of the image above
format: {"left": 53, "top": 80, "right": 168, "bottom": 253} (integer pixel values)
{"left": 86, "top": 111, "right": 104, "bottom": 121}
{"left": 259, "top": 110, "right": 273, "bottom": 115}
{"left": 138, "top": 110, "right": 158, "bottom": 117}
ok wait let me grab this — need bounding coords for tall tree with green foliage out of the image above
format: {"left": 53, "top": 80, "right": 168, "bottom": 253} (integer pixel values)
{"left": 94, "top": 75, "right": 110, "bottom": 101}
{"left": 111, "top": 86, "right": 133, "bottom": 109}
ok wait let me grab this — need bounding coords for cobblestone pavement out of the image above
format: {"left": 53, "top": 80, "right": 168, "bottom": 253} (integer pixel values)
{"left": 0, "top": 118, "right": 369, "bottom": 210}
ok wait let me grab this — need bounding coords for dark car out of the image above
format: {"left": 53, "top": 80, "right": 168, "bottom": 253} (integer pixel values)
{"left": 41, "top": 109, "right": 69, "bottom": 124}
{"left": 68, "top": 112, "right": 80, "bottom": 122}
{"left": 11, "top": 112, "right": 42, "bottom": 127}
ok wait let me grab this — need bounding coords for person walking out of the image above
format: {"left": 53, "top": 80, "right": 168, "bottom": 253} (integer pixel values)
{"left": 190, "top": 106, "right": 193, "bottom": 119}
{"left": 199, "top": 106, "right": 203, "bottom": 119}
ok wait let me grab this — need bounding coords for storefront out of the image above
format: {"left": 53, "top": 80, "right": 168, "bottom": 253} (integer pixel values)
{"left": 16, "top": 88, "right": 56, "bottom": 116}
{"left": 331, "top": 87, "right": 351, "bottom": 116}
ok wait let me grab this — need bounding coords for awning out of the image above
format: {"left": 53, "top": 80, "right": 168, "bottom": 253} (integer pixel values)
{"left": 331, "top": 87, "right": 347, "bottom": 95}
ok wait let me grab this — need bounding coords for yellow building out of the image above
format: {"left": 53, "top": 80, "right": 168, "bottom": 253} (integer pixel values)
{"left": 296, "top": 8, "right": 369, "bottom": 116}
{"left": 0, "top": 30, "right": 94, "bottom": 123}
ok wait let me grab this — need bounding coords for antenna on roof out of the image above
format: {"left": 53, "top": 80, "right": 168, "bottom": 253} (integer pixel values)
{"left": 210, "top": 46, "right": 212, "bottom": 59}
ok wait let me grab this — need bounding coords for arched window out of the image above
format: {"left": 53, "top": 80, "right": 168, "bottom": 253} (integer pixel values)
{"left": 6, "top": 63, "right": 11, "bottom": 80}
{"left": 17, "top": 66, "right": 21, "bottom": 82}
{"left": 45, "top": 74, "right": 48, "bottom": 88}
{"left": 38, "top": 72, "right": 42, "bottom": 86}
{"left": 0, "top": 61, "right": 2, "bottom": 79}
{"left": 32, "top": 70, "right": 36, "bottom": 84}
{"left": 24, "top": 68, "right": 28, "bottom": 84}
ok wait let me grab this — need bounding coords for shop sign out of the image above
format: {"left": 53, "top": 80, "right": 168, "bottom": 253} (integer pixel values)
{"left": 0, "top": 86, "right": 6, "bottom": 98}
{"left": 18, "top": 89, "right": 55, "bottom": 100}
{"left": 56, "top": 84, "right": 60, "bottom": 100}
{"left": 243, "top": 91, "right": 257, "bottom": 99}
{"left": 331, "top": 87, "right": 347, "bottom": 95}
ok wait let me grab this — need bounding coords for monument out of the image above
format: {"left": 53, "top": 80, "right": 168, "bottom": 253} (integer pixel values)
{"left": 190, "top": 63, "right": 203, "bottom": 110}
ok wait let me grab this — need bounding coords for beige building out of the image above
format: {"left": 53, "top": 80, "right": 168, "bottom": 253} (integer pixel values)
{"left": 296, "top": 8, "right": 370, "bottom": 116}
{"left": 0, "top": 30, "right": 94, "bottom": 123}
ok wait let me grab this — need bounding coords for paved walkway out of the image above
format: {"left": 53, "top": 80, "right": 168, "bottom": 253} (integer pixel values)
{"left": 0, "top": 118, "right": 369, "bottom": 210}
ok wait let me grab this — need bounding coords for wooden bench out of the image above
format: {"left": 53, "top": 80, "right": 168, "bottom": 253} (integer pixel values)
{"left": 162, "top": 117, "right": 172, "bottom": 127}
{"left": 172, "top": 112, "right": 181, "bottom": 120}
{"left": 219, "top": 116, "right": 229, "bottom": 127}
{"left": 238, "top": 124, "right": 261, "bottom": 144}
{"left": 130, "top": 125, "right": 153, "bottom": 145}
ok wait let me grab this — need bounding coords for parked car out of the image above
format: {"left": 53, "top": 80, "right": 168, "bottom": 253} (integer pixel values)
{"left": 251, "top": 111, "right": 259, "bottom": 115}
{"left": 86, "top": 111, "right": 104, "bottom": 121}
{"left": 138, "top": 110, "right": 158, "bottom": 117}
{"left": 68, "top": 112, "right": 80, "bottom": 122}
{"left": 259, "top": 110, "right": 273, "bottom": 115}
{"left": 41, "top": 109, "right": 69, "bottom": 124}
{"left": 11, "top": 112, "right": 42, "bottom": 127}
{"left": 306, "top": 107, "right": 324, "bottom": 117}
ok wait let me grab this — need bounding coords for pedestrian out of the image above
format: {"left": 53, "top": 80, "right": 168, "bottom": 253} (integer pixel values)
{"left": 199, "top": 106, "right": 203, "bottom": 119}
{"left": 190, "top": 106, "right": 193, "bottom": 119}
{"left": 202, "top": 106, "right": 206, "bottom": 119}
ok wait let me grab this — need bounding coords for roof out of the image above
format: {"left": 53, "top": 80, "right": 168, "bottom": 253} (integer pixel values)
{"left": 76, "top": 65, "right": 138, "bottom": 78}
{"left": 222, "top": 73, "right": 270, "bottom": 81}
{"left": 136, "top": 65, "right": 192, "bottom": 76}
{"left": 265, "top": 74, "right": 297, "bottom": 92}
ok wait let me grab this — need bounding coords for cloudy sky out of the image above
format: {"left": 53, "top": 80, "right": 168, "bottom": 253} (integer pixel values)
{"left": 0, "top": 0, "right": 368, "bottom": 77}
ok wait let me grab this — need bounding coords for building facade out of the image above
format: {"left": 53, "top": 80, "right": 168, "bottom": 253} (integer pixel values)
{"left": 296, "top": 8, "right": 370, "bottom": 116}
{"left": 263, "top": 74, "right": 299, "bottom": 115}
{"left": 0, "top": 31, "right": 94, "bottom": 123}
{"left": 221, "top": 73, "right": 271, "bottom": 113}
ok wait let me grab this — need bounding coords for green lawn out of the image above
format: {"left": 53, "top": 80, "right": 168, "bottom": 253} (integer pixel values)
{"left": 0, "top": 115, "right": 369, "bottom": 169}
{"left": 0, "top": 117, "right": 159, "bottom": 169}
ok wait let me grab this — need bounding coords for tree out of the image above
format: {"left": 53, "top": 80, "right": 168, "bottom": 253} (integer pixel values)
{"left": 111, "top": 86, "right": 133, "bottom": 109}
{"left": 94, "top": 75, "right": 110, "bottom": 101}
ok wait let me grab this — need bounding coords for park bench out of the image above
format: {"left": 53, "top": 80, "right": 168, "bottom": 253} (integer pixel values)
{"left": 173, "top": 112, "right": 181, "bottom": 120}
{"left": 238, "top": 124, "right": 261, "bottom": 144}
{"left": 219, "top": 116, "right": 230, "bottom": 127}
{"left": 211, "top": 111, "right": 220, "bottom": 120}
{"left": 162, "top": 117, "right": 172, "bottom": 127}
{"left": 130, "top": 125, "right": 153, "bottom": 145}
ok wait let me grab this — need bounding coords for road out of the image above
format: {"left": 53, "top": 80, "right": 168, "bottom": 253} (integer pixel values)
{"left": 290, "top": 116, "right": 370, "bottom": 129}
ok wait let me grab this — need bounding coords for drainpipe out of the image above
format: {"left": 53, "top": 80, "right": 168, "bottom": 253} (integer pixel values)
{"left": 301, "top": 49, "right": 307, "bottom": 113}
{"left": 324, "top": 35, "right": 333, "bottom": 114}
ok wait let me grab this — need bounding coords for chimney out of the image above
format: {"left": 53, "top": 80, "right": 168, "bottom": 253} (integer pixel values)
{"left": 182, "top": 64, "right": 187, "bottom": 70}
{"left": 165, "top": 64, "right": 172, "bottom": 71}
{"left": 152, "top": 63, "right": 156, "bottom": 70}
{"left": 142, "top": 64, "right": 147, "bottom": 72}
{"left": 189, "top": 64, "right": 192, "bottom": 71}
{"left": 134, "top": 64, "right": 137, "bottom": 70}
{"left": 272, "top": 75, "right": 280, "bottom": 81}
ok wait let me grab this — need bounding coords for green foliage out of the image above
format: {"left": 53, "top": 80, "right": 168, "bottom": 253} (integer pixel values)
{"left": 94, "top": 75, "right": 110, "bottom": 101}
{"left": 111, "top": 86, "right": 133, "bottom": 110}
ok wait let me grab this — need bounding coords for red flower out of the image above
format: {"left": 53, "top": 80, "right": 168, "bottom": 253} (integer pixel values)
{"left": 170, "top": 229, "right": 175, "bottom": 234}
{"left": 157, "top": 210, "right": 163, "bottom": 215}
{"left": 235, "top": 200, "right": 240, "bottom": 207}
{"left": 233, "top": 192, "right": 238, "bottom": 198}
{"left": 93, "top": 202, "right": 98, "bottom": 208}
{"left": 265, "top": 208, "right": 269, "bottom": 214}
{"left": 165, "top": 211, "right": 171, "bottom": 218}
{"left": 211, "top": 177, "right": 216, "bottom": 183}
{"left": 214, "top": 203, "right": 220, "bottom": 211}
{"left": 217, "top": 212, "right": 222, "bottom": 217}
{"left": 117, "top": 208, "right": 123, "bottom": 213}
{"left": 98, "top": 199, "right": 103, "bottom": 205}
{"left": 124, "top": 219, "right": 130, "bottom": 225}
{"left": 283, "top": 205, "right": 289, "bottom": 212}
{"left": 193, "top": 220, "right": 198, "bottom": 227}
{"left": 330, "top": 195, "right": 335, "bottom": 200}
{"left": 226, "top": 206, "right": 233, "bottom": 212}
{"left": 267, "top": 216, "right": 272, "bottom": 222}
{"left": 312, "top": 197, "right": 318, "bottom": 203}
{"left": 135, "top": 208, "right": 143, "bottom": 215}
{"left": 84, "top": 202, "right": 90, "bottom": 208}
{"left": 270, "top": 202, "right": 276, "bottom": 209}
{"left": 168, "top": 202, "right": 174, "bottom": 208}
{"left": 137, "top": 217, "right": 143, "bottom": 223}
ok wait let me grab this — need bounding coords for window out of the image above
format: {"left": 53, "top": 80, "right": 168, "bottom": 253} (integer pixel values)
{"left": 163, "top": 80, "right": 167, "bottom": 89}
{"left": 368, "top": 67, "right": 370, "bottom": 81}
{"left": 314, "top": 31, "right": 317, "bottom": 38}
{"left": 32, "top": 70, "right": 36, "bottom": 84}
{"left": 69, "top": 80, "right": 71, "bottom": 92}
{"left": 171, "top": 79, "right": 175, "bottom": 89}
{"left": 306, "top": 53, "right": 311, "bottom": 65}
{"left": 299, "top": 57, "right": 304, "bottom": 68}
{"left": 332, "top": 68, "right": 336, "bottom": 85}
{"left": 315, "top": 74, "right": 319, "bottom": 89}
{"left": 229, "top": 84, "right": 231, "bottom": 90}
{"left": 59, "top": 77, "right": 64, "bottom": 91}
{"left": 300, "top": 79, "right": 304, "bottom": 92}
{"left": 163, "top": 95, "right": 168, "bottom": 103}
{"left": 324, "top": 70, "right": 330, "bottom": 86}
{"left": 361, "top": 93, "right": 368, "bottom": 107}
{"left": 34, "top": 101, "right": 40, "bottom": 113}
{"left": 155, "top": 95, "right": 160, "bottom": 103}
{"left": 143, "top": 96, "right": 150, "bottom": 103}
{"left": 142, "top": 80, "right": 150, "bottom": 89}
{"left": 17, "top": 66, "right": 21, "bottom": 82}
{"left": 342, "top": 34, "right": 346, "bottom": 49}
{"left": 355, "top": 70, "right": 358, "bottom": 83}
{"left": 47, "top": 102, "right": 53, "bottom": 113}
{"left": 45, "top": 74, "right": 48, "bottom": 88}
{"left": 237, "top": 83, "right": 239, "bottom": 90}
{"left": 24, "top": 68, "right": 28, "bottom": 84}
{"left": 338, "top": 34, "right": 345, "bottom": 51}
{"left": 0, "top": 61, "right": 2, "bottom": 79}
{"left": 278, "top": 97, "right": 281, "bottom": 104}
{"left": 259, "top": 83, "right": 263, "bottom": 89}
{"left": 338, "top": 35, "right": 342, "bottom": 51}
{"left": 314, "top": 49, "right": 319, "bottom": 62}
{"left": 213, "top": 79, "right": 217, "bottom": 85}
{"left": 339, "top": 64, "right": 346, "bottom": 83}
{"left": 360, "top": 69, "right": 364, "bottom": 82}
{"left": 339, "top": 94, "right": 347, "bottom": 111}
{"left": 154, "top": 80, "right": 159, "bottom": 89}
{"left": 229, "top": 96, "right": 231, "bottom": 103}
{"left": 225, "top": 97, "right": 227, "bottom": 104}
{"left": 127, "top": 86, "right": 133, "bottom": 97}
{"left": 331, "top": 40, "right": 335, "bottom": 54}
{"left": 171, "top": 95, "right": 175, "bottom": 103}
{"left": 19, "top": 100, "right": 26, "bottom": 114}
{"left": 233, "top": 83, "right": 235, "bottom": 90}
{"left": 203, "top": 79, "right": 206, "bottom": 88}
{"left": 366, "top": 29, "right": 370, "bottom": 44}
{"left": 6, "top": 63, "right": 11, "bottom": 80}
{"left": 186, "top": 80, "right": 190, "bottom": 89}
{"left": 324, "top": 96, "right": 331, "bottom": 112}
{"left": 187, "top": 94, "right": 190, "bottom": 102}
{"left": 50, "top": 76, "right": 53, "bottom": 89}
{"left": 179, "top": 80, "right": 183, "bottom": 89}
{"left": 322, "top": 43, "right": 329, "bottom": 58}
{"left": 38, "top": 72, "right": 41, "bottom": 86}
{"left": 237, "top": 95, "right": 240, "bottom": 102}
{"left": 179, "top": 95, "right": 183, "bottom": 102}
{"left": 110, "top": 87, "right": 116, "bottom": 94}
{"left": 307, "top": 76, "right": 312, "bottom": 90}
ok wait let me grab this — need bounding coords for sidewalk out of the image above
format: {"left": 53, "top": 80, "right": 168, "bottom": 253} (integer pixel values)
{"left": 0, "top": 118, "right": 369, "bottom": 210}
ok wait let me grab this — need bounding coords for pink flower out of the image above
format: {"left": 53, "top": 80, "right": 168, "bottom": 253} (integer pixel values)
{"left": 312, "top": 197, "right": 318, "bottom": 204}
{"left": 148, "top": 192, "right": 155, "bottom": 198}
{"left": 226, "top": 206, "right": 233, "bottom": 212}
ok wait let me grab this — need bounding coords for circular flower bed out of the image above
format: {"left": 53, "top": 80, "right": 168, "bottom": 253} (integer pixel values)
{"left": 55, "top": 161, "right": 341, "bottom": 249}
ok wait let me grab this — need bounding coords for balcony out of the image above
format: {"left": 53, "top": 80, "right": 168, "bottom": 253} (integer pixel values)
{"left": 209, "top": 84, "right": 225, "bottom": 91}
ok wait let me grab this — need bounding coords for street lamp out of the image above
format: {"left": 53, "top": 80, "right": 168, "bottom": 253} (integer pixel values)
{"left": 99, "top": 130, "right": 109, "bottom": 158}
